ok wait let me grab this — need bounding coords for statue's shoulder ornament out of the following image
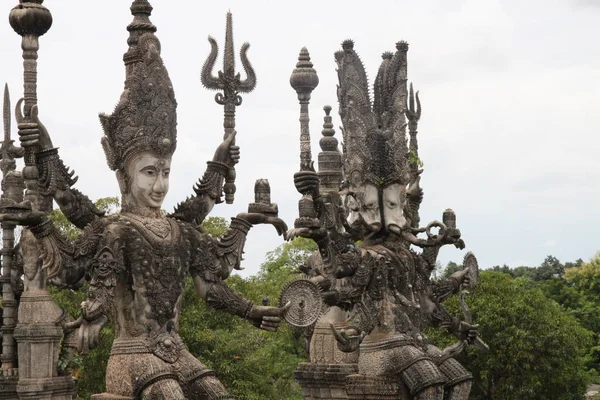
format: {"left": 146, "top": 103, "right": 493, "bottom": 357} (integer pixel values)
{"left": 73, "top": 215, "right": 118, "bottom": 259}
{"left": 188, "top": 226, "right": 227, "bottom": 283}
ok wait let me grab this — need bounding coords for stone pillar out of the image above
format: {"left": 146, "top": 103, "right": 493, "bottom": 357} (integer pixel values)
{"left": 9, "top": 2, "right": 75, "bottom": 398}
{"left": 0, "top": 220, "right": 20, "bottom": 399}
{"left": 13, "top": 284, "right": 74, "bottom": 400}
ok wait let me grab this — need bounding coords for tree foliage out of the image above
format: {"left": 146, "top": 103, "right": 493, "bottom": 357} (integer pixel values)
{"left": 430, "top": 271, "right": 592, "bottom": 400}
{"left": 177, "top": 233, "right": 313, "bottom": 399}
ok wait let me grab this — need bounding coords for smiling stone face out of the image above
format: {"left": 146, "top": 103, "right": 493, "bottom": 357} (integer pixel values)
{"left": 125, "top": 151, "right": 171, "bottom": 210}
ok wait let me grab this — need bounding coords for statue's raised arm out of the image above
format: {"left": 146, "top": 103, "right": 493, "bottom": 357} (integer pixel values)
{"left": 16, "top": 103, "right": 105, "bottom": 230}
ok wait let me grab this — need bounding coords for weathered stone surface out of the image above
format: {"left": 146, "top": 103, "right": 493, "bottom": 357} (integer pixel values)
{"left": 2, "top": 2, "right": 288, "bottom": 399}
{"left": 91, "top": 394, "right": 134, "bottom": 400}
{"left": 287, "top": 39, "right": 484, "bottom": 400}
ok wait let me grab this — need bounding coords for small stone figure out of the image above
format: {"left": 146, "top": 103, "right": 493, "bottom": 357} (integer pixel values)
{"left": 285, "top": 40, "right": 486, "bottom": 400}
{"left": 0, "top": 1, "right": 289, "bottom": 399}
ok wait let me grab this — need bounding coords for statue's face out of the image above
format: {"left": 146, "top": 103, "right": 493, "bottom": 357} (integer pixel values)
{"left": 382, "top": 183, "right": 407, "bottom": 234}
{"left": 342, "top": 182, "right": 408, "bottom": 239}
{"left": 125, "top": 151, "right": 171, "bottom": 209}
{"left": 344, "top": 183, "right": 381, "bottom": 235}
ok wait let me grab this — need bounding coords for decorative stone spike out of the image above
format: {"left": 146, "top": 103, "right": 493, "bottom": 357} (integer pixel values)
{"left": 318, "top": 106, "right": 343, "bottom": 194}
{"left": 291, "top": 47, "right": 320, "bottom": 229}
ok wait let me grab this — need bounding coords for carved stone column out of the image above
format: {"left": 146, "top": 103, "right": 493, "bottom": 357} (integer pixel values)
{"left": 8, "top": 1, "right": 74, "bottom": 399}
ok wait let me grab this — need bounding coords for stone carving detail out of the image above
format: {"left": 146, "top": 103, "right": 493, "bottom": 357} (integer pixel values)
{"left": 286, "top": 40, "right": 487, "bottom": 400}
{"left": 0, "top": 1, "right": 289, "bottom": 399}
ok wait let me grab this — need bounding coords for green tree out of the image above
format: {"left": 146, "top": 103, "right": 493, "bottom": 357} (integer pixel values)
{"left": 431, "top": 271, "right": 592, "bottom": 400}
{"left": 564, "top": 253, "right": 600, "bottom": 302}
{"left": 178, "top": 234, "right": 314, "bottom": 400}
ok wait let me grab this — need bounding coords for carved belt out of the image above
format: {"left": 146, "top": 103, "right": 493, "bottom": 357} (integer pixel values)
{"left": 111, "top": 333, "right": 183, "bottom": 364}
{"left": 359, "top": 334, "right": 417, "bottom": 353}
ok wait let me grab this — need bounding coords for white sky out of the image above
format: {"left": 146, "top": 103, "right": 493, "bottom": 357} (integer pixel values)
{"left": 1, "top": 0, "right": 599, "bottom": 276}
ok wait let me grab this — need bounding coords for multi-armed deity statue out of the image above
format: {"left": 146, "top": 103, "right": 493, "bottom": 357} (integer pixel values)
{"left": 0, "top": 1, "right": 486, "bottom": 399}
{"left": 0, "top": 1, "right": 291, "bottom": 399}
{"left": 283, "top": 40, "right": 486, "bottom": 400}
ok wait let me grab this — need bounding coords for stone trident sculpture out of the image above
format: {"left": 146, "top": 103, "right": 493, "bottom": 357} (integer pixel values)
{"left": 285, "top": 40, "right": 486, "bottom": 400}
{"left": 0, "top": 1, "right": 290, "bottom": 399}
{"left": 201, "top": 11, "right": 256, "bottom": 204}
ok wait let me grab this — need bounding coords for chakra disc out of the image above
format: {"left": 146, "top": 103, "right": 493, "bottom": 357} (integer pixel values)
{"left": 279, "top": 279, "right": 323, "bottom": 327}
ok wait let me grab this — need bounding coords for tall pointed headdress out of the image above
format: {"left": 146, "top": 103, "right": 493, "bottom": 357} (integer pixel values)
{"left": 336, "top": 40, "right": 412, "bottom": 188}
{"left": 99, "top": 0, "right": 177, "bottom": 171}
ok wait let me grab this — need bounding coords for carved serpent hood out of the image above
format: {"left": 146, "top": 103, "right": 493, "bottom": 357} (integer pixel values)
{"left": 99, "top": 0, "right": 177, "bottom": 172}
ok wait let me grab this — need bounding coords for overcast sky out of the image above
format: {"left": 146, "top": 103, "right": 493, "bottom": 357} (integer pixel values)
{"left": 1, "top": 0, "right": 599, "bottom": 276}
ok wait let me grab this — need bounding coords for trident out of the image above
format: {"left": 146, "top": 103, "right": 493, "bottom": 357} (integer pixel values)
{"left": 201, "top": 12, "right": 256, "bottom": 204}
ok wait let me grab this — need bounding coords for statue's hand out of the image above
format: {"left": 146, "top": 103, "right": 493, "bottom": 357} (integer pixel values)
{"left": 247, "top": 302, "right": 291, "bottom": 332}
{"left": 17, "top": 102, "right": 54, "bottom": 150}
{"left": 0, "top": 210, "right": 46, "bottom": 227}
{"left": 458, "top": 320, "right": 479, "bottom": 344}
{"left": 212, "top": 131, "right": 240, "bottom": 167}
{"left": 75, "top": 315, "right": 108, "bottom": 354}
{"left": 236, "top": 213, "right": 288, "bottom": 236}
{"left": 285, "top": 227, "right": 327, "bottom": 242}
{"left": 329, "top": 323, "right": 364, "bottom": 353}
{"left": 294, "top": 170, "right": 319, "bottom": 195}
{"left": 450, "top": 267, "right": 472, "bottom": 287}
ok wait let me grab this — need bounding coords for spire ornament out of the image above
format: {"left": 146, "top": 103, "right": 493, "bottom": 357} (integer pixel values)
{"left": 9, "top": 0, "right": 52, "bottom": 210}
{"left": 290, "top": 47, "right": 319, "bottom": 172}
{"left": 0, "top": 84, "right": 25, "bottom": 372}
{"left": 99, "top": 0, "right": 177, "bottom": 172}
{"left": 201, "top": 12, "right": 256, "bottom": 204}
{"left": 291, "top": 48, "right": 320, "bottom": 229}
{"left": 317, "top": 106, "right": 343, "bottom": 194}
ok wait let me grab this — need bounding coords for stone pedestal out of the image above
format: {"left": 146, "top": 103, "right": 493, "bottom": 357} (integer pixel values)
{"left": 15, "top": 376, "right": 75, "bottom": 400}
{"left": 296, "top": 317, "right": 360, "bottom": 399}
{"left": 14, "top": 291, "right": 75, "bottom": 400}
{"left": 296, "top": 363, "right": 358, "bottom": 400}
{"left": 91, "top": 394, "right": 134, "bottom": 400}
{"left": 345, "top": 375, "right": 412, "bottom": 400}
{"left": 0, "top": 372, "right": 18, "bottom": 400}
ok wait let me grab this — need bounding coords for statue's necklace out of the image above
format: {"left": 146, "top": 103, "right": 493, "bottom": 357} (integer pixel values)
{"left": 123, "top": 212, "right": 172, "bottom": 241}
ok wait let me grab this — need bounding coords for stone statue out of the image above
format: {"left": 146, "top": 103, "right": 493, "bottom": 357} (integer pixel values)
{"left": 0, "top": 1, "right": 290, "bottom": 399}
{"left": 284, "top": 40, "right": 486, "bottom": 400}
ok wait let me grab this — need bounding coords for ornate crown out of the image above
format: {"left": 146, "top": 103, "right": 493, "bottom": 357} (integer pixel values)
{"left": 99, "top": 0, "right": 177, "bottom": 171}
{"left": 336, "top": 40, "right": 412, "bottom": 188}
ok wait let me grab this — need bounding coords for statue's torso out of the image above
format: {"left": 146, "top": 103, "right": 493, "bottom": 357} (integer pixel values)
{"left": 103, "top": 214, "right": 208, "bottom": 341}
{"left": 360, "top": 245, "right": 425, "bottom": 343}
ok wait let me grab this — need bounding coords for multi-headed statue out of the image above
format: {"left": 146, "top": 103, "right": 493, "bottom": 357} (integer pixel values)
{"left": 1, "top": 1, "right": 290, "bottom": 399}
{"left": 285, "top": 40, "right": 485, "bottom": 400}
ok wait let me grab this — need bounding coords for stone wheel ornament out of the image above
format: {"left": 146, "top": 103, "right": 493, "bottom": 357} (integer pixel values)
{"left": 279, "top": 278, "right": 323, "bottom": 327}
